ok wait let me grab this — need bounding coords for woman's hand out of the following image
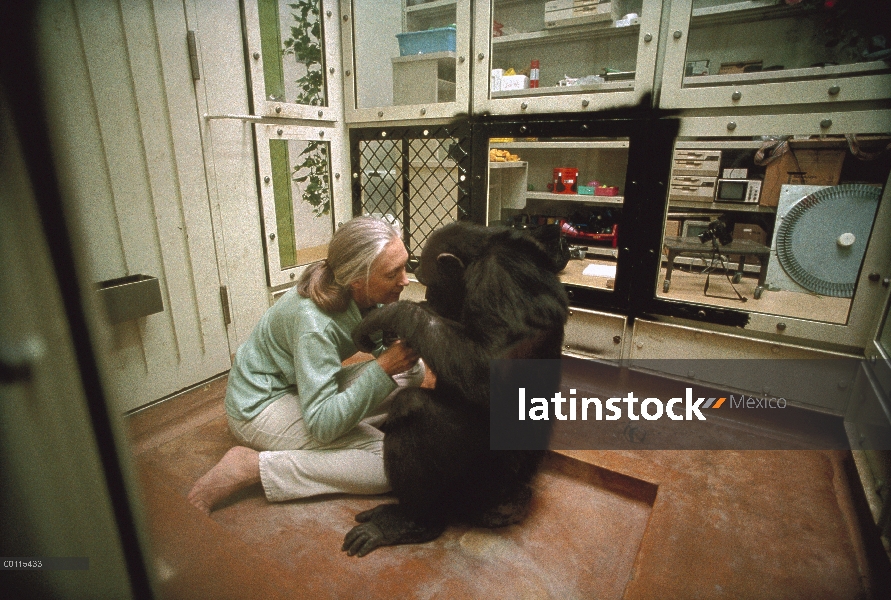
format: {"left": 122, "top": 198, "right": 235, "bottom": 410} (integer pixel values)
{"left": 375, "top": 340, "right": 420, "bottom": 376}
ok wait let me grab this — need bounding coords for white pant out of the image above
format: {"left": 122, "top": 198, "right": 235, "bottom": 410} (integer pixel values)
{"left": 228, "top": 360, "right": 425, "bottom": 502}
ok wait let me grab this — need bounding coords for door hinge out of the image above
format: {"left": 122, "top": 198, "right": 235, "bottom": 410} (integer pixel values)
{"left": 187, "top": 30, "right": 201, "bottom": 81}
{"left": 219, "top": 285, "right": 231, "bottom": 326}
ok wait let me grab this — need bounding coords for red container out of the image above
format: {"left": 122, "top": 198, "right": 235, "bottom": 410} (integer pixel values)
{"left": 594, "top": 185, "right": 620, "bottom": 196}
{"left": 552, "top": 167, "right": 578, "bottom": 194}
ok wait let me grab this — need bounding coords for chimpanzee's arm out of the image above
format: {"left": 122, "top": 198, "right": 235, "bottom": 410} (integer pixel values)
{"left": 352, "top": 301, "right": 489, "bottom": 405}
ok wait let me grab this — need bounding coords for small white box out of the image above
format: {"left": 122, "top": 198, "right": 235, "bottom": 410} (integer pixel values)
{"left": 500, "top": 75, "right": 529, "bottom": 90}
{"left": 722, "top": 168, "right": 748, "bottom": 179}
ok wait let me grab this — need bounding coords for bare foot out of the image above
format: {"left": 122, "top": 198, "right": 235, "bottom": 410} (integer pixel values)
{"left": 187, "top": 446, "right": 261, "bottom": 515}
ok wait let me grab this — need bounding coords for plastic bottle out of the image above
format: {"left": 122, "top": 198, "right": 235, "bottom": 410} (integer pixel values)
{"left": 530, "top": 59, "right": 539, "bottom": 88}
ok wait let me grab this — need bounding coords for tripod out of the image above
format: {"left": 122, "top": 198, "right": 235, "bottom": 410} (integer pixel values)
{"left": 702, "top": 238, "right": 747, "bottom": 302}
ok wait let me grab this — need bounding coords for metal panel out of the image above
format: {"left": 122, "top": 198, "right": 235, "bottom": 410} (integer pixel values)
{"left": 563, "top": 307, "right": 626, "bottom": 361}
{"left": 630, "top": 319, "right": 858, "bottom": 412}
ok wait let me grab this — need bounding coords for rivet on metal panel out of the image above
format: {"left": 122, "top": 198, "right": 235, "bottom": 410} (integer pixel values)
{"left": 318, "top": 110, "right": 323, "bottom": 117}
{"left": 727, "top": 122, "right": 737, "bottom": 131}
{"left": 644, "top": 33, "right": 652, "bottom": 42}
{"left": 521, "top": 102, "right": 528, "bottom": 110}
{"left": 264, "top": 176, "right": 270, "bottom": 184}
{"left": 776, "top": 322, "right": 786, "bottom": 331}
{"left": 820, "top": 118, "right": 832, "bottom": 129}
{"left": 343, "top": 14, "right": 349, "bottom": 21}
{"left": 334, "top": 173, "right": 340, "bottom": 179}
{"left": 378, "top": 111, "right": 384, "bottom": 118}
{"left": 269, "top": 233, "right": 276, "bottom": 240}
{"left": 828, "top": 85, "right": 840, "bottom": 95}
{"left": 326, "top": 10, "right": 331, "bottom": 17}
{"left": 319, "top": 130, "right": 324, "bottom": 137}
{"left": 345, "top": 69, "right": 351, "bottom": 76}
{"left": 582, "top": 99, "right": 589, "bottom": 107}
{"left": 673, "top": 30, "right": 682, "bottom": 39}
{"left": 253, "top": 52, "right": 260, "bottom": 60}
{"left": 420, "top": 108, "right": 426, "bottom": 115}
{"left": 731, "top": 91, "right": 741, "bottom": 101}
{"left": 277, "top": 129, "right": 283, "bottom": 136}
{"left": 329, "top": 67, "right": 335, "bottom": 74}
{"left": 275, "top": 106, "right": 282, "bottom": 113}
{"left": 613, "top": 336, "right": 621, "bottom": 344}
{"left": 290, "top": 272, "right": 296, "bottom": 279}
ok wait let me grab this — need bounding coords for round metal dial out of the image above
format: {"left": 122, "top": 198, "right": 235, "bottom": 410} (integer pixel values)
{"left": 776, "top": 184, "right": 881, "bottom": 298}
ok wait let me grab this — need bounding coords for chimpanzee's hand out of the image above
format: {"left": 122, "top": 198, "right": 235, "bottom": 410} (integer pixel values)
{"left": 352, "top": 301, "right": 425, "bottom": 352}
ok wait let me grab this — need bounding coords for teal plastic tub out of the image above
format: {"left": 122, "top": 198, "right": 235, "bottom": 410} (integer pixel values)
{"left": 396, "top": 26, "right": 457, "bottom": 56}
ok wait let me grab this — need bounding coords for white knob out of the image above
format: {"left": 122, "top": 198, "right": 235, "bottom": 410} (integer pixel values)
{"left": 837, "top": 232, "right": 856, "bottom": 247}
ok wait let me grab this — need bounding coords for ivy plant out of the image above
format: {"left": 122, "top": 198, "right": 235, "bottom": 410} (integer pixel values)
{"left": 282, "top": 0, "right": 330, "bottom": 217}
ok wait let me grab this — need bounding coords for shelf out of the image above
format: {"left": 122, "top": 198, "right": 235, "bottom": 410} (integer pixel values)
{"left": 488, "top": 160, "right": 527, "bottom": 168}
{"left": 491, "top": 141, "right": 629, "bottom": 150}
{"left": 391, "top": 51, "right": 456, "bottom": 64}
{"left": 405, "top": 0, "right": 456, "bottom": 15}
{"left": 492, "top": 22, "right": 639, "bottom": 48}
{"left": 682, "top": 60, "right": 891, "bottom": 87}
{"left": 668, "top": 200, "right": 776, "bottom": 213}
{"left": 689, "top": 1, "right": 814, "bottom": 26}
{"left": 527, "top": 191, "right": 624, "bottom": 205}
{"left": 491, "top": 80, "right": 635, "bottom": 97}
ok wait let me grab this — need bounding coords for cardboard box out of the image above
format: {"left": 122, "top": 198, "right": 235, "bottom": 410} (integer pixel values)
{"left": 760, "top": 148, "right": 845, "bottom": 207}
{"left": 718, "top": 60, "right": 762, "bottom": 75}
{"left": 665, "top": 219, "right": 681, "bottom": 237}
{"left": 732, "top": 223, "right": 767, "bottom": 246}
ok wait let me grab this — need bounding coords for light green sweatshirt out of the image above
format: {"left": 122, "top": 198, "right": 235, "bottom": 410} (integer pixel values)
{"left": 225, "top": 287, "right": 395, "bottom": 444}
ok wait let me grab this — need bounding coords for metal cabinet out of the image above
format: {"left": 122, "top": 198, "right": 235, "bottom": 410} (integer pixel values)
{"left": 660, "top": 0, "right": 891, "bottom": 109}
{"left": 472, "top": 0, "right": 661, "bottom": 115}
{"left": 340, "top": 0, "right": 472, "bottom": 123}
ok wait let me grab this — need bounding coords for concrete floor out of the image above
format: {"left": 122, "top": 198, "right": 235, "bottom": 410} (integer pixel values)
{"left": 126, "top": 361, "right": 891, "bottom": 599}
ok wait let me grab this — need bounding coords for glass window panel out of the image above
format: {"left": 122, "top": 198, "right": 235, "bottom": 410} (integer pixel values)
{"left": 270, "top": 138, "right": 334, "bottom": 270}
{"left": 258, "top": 0, "right": 328, "bottom": 106}
{"left": 656, "top": 133, "right": 891, "bottom": 324}
{"left": 490, "top": 0, "right": 644, "bottom": 99}
{"left": 352, "top": 0, "right": 458, "bottom": 108}
{"left": 683, "top": 0, "right": 890, "bottom": 88}
{"left": 487, "top": 136, "right": 629, "bottom": 292}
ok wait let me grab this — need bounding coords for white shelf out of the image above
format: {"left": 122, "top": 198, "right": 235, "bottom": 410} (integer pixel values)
{"left": 391, "top": 51, "right": 456, "bottom": 64}
{"left": 683, "top": 60, "right": 891, "bottom": 87}
{"left": 405, "top": 0, "right": 456, "bottom": 14}
{"left": 668, "top": 200, "right": 776, "bottom": 213}
{"left": 492, "top": 22, "right": 639, "bottom": 48}
{"left": 491, "top": 141, "right": 629, "bottom": 149}
{"left": 527, "top": 191, "right": 624, "bottom": 205}
{"left": 488, "top": 160, "right": 527, "bottom": 168}
{"left": 690, "top": 0, "right": 781, "bottom": 18}
{"left": 491, "top": 80, "right": 635, "bottom": 97}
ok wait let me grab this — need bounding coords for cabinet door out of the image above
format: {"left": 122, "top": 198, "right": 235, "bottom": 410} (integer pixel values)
{"left": 475, "top": 116, "right": 678, "bottom": 311}
{"left": 341, "top": 0, "right": 472, "bottom": 123}
{"left": 256, "top": 124, "right": 349, "bottom": 287}
{"left": 472, "top": 0, "right": 660, "bottom": 115}
{"left": 650, "top": 111, "right": 891, "bottom": 349}
{"left": 244, "top": 0, "right": 341, "bottom": 122}
{"left": 660, "top": 0, "right": 891, "bottom": 109}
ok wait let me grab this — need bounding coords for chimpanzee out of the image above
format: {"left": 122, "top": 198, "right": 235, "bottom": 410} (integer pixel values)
{"left": 341, "top": 221, "right": 569, "bottom": 557}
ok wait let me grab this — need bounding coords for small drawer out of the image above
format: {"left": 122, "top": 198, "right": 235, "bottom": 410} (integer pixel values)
{"left": 668, "top": 176, "right": 717, "bottom": 202}
{"left": 672, "top": 149, "right": 722, "bottom": 177}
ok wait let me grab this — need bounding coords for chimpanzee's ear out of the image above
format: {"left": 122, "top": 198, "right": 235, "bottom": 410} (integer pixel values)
{"left": 436, "top": 252, "right": 465, "bottom": 276}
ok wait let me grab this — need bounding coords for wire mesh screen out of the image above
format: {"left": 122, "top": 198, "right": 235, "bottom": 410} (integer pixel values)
{"left": 350, "top": 123, "right": 471, "bottom": 262}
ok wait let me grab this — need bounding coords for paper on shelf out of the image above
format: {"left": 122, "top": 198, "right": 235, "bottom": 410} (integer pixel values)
{"left": 582, "top": 264, "right": 617, "bottom": 278}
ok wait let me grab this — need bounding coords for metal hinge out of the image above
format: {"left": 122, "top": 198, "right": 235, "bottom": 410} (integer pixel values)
{"left": 187, "top": 30, "right": 201, "bottom": 81}
{"left": 219, "top": 286, "right": 231, "bottom": 326}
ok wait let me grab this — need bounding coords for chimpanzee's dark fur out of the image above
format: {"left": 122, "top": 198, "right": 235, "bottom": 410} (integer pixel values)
{"left": 341, "top": 222, "right": 568, "bottom": 557}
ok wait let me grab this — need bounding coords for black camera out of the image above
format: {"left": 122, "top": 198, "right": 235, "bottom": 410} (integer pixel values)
{"left": 698, "top": 216, "right": 734, "bottom": 246}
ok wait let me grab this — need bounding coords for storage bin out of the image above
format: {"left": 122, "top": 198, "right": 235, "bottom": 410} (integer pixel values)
{"left": 396, "top": 26, "right": 457, "bottom": 56}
